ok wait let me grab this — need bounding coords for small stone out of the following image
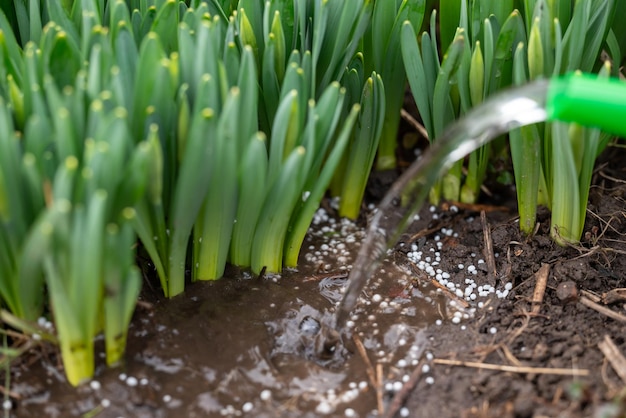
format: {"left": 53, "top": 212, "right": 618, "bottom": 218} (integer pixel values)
{"left": 556, "top": 280, "right": 578, "bottom": 303}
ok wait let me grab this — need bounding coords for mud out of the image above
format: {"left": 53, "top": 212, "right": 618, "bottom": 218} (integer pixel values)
{"left": 6, "top": 148, "right": 626, "bottom": 417}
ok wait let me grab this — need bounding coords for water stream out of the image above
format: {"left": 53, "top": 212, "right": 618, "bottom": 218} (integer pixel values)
{"left": 333, "top": 80, "right": 551, "bottom": 331}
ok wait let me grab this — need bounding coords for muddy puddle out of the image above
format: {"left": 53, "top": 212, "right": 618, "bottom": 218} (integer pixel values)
{"left": 8, "top": 200, "right": 572, "bottom": 417}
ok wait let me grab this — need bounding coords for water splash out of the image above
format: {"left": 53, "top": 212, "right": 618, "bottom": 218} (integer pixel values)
{"left": 334, "top": 81, "right": 550, "bottom": 330}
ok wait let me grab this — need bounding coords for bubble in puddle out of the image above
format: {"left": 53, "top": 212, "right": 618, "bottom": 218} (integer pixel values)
{"left": 299, "top": 316, "right": 321, "bottom": 336}
{"left": 269, "top": 304, "right": 347, "bottom": 367}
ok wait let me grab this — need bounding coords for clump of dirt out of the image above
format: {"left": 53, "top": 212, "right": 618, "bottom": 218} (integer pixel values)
{"left": 5, "top": 148, "right": 626, "bottom": 418}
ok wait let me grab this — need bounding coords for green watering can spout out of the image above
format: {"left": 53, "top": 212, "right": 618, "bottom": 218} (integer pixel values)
{"left": 547, "top": 72, "right": 626, "bottom": 137}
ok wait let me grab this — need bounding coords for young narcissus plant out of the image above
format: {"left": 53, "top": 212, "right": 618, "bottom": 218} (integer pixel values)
{"left": 510, "top": 0, "right": 616, "bottom": 243}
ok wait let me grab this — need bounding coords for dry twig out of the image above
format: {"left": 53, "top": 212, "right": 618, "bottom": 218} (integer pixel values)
{"left": 400, "top": 108, "right": 429, "bottom": 140}
{"left": 480, "top": 211, "right": 497, "bottom": 287}
{"left": 383, "top": 359, "right": 427, "bottom": 418}
{"left": 433, "top": 358, "right": 589, "bottom": 376}
{"left": 500, "top": 344, "right": 523, "bottom": 368}
{"left": 353, "top": 334, "right": 376, "bottom": 388}
{"left": 353, "top": 334, "right": 384, "bottom": 415}
{"left": 580, "top": 296, "right": 626, "bottom": 323}
{"left": 376, "top": 364, "right": 384, "bottom": 417}
{"left": 581, "top": 289, "right": 602, "bottom": 303}
{"left": 303, "top": 272, "right": 348, "bottom": 283}
{"left": 0, "top": 385, "right": 21, "bottom": 400}
{"left": 135, "top": 300, "right": 153, "bottom": 310}
{"left": 407, "top": 220, "right": 453, "bottom": 245}
{"left": 531, "top": 264, "right": 550, "bottom": 314}
{"left": 598, "top": 170, "right": 626, "bottom": 185}
{"left": 598, "top": 335, "right": 626, "bottom": 384}
{"left": 602, "top": 288, "right": 626, "bottom": 304}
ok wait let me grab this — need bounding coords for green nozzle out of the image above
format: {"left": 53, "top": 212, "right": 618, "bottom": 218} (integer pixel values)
{"left": 547, "top": 73, "right": 626, "bottom": 138}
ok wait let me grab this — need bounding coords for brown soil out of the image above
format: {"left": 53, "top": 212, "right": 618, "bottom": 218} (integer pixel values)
{"left": 5, "top": 147, "right": 626, "bottom": 418}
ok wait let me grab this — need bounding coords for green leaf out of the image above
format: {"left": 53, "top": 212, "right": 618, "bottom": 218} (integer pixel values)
{"left": 440, "top": 0, "right": 462, "bottom": 52}
{"left": 268, "top": 89, "right": 300, "bottom": 182}
{"left": 432, "top": 29, "right": 465, "bottom": 138}
{"left": 269, "top": 10, "right": 286, "bottom": 83}
{"left": 339, "top": 74, "right": 385, "bottom": 219}
{"left": 238, "top": 7, "right": 259, "bottom": 65}
{"left": 528, "top": 17, "right": 544, "bottom": 80}
{"left": 151, "top": 0, "right": 178, "bottom": 54}
{"left": 192, "top": 88, "right": 239, "bottom": 281}
{"left": 562, "top": 0, "right": 590, "bottom": 72}
{"left": 469, "top": 41, "right": 484, "bottom": 106}
{"left": 491, "top": 9, "right": 525, "bottom": 90}
{"left": 549, "top": 121, "right": 580, "bottom": 245}
{"left": 284, "top": 103, "right": 360, "bottom": 267}
{"left": 250, "top": 146, "right": 306, "bottom": 274}
{"left": 230, "top": 133, "right": 268, "bottom": 267}
{"left": 167, "top": 107, "right": 217, "bottom": 296}
{"left": 45, "top": 0, "right": 80, "bottom": 46}
{"left": 103, "top": 214, "right": 141, "bottom": 367}
{"left": 28, "top": 0, "right": 43, "bottom": 45}
{"left": 131, "top": 32, "right": 166, "bottom": 139}
{"left": 401, "top": 21, "right": 434, "bottom": 140}
{"left": 46, "top": 30, "right": 81, "bottom": 90}
{"left": 376, "top": 0, "right": 426, "bottom": 170}
{"left": 236, "top": 45, "right": 258, "bottom": 148}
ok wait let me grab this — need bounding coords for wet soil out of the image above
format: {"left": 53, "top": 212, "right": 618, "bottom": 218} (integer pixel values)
{"left": 6, "top": 148, "right": 626, "bottom": 417}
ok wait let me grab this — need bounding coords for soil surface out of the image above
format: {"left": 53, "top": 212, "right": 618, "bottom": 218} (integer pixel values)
{"left": 5, "top": 146, "right": 626, "bottom": 418}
